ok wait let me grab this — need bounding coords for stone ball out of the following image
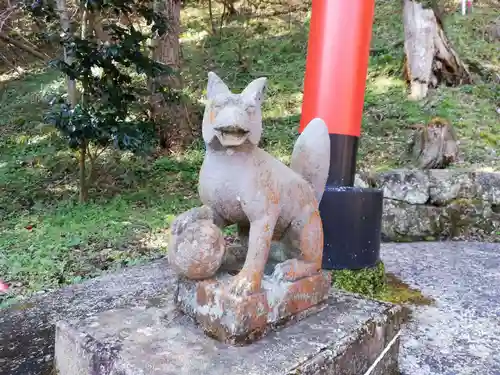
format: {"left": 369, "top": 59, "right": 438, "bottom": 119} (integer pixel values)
{"left": 168, "top": 219, "right": 225, "bottom": 280}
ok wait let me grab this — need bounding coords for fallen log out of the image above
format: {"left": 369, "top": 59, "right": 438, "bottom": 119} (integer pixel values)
{"left": 0, "top": 33, "right": 48, "bottom": 61}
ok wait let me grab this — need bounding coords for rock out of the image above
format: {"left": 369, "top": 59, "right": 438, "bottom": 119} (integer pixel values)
{"left": 382, "top": 199, "right": 442, "bottom": 241}
{"left": 55, "top": 287, "right": 406, "bottom": 375}
{"left": 377, "top": 169, "right": 430, "bottom": 204}
{"left": 428, "top": 169, "right": 476, "bottom": 205}
{"left": 381, "top": 195, "right": 500, "bottom": 242}
{"left": 372, "top": 168, "right": 500, "bottom": 242}
{"left": 476, "top": 172, "right": 500, "bottom": 205}
{"left": 441, "top": 199, "right": 500, "bottom": 240}
{"left": 354, "top": 173, "right": 370, "bottom": 188}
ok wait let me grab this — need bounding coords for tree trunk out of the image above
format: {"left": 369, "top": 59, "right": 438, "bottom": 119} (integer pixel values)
{"left": 79, "top": 143, "right": 89, "bottom": 203}
{"left": 55, "top": 0, "right": 78, "bottom": 107}
{"left": 402, "top": 0, "right": 472, "bottom": 100}
{"left": 150, "top": 0, "right": 192, "bottom": 151}
{"left": 221, "top": 0, "right": 238, "bottom": 15}
{"left": 208, "top": 0, "right": 216, "bottom": 34}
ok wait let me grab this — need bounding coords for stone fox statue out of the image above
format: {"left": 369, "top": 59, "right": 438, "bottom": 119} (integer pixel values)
{"left": 174, "top": 72, "right": 330, "bottom": 296}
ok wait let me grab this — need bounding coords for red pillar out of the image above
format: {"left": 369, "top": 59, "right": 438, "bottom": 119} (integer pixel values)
{"left": 300, "top": 0, "right": 375, "bottom": 137}
{"left": 300, "top": 0, "right": 383, "bottom": 270}
{"left": 300, "top": 0, "right": 375, "bottom": 187}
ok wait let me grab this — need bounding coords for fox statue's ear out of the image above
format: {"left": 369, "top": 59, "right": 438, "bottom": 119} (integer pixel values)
{"left": 241, "top": 77, "right": 267, "bottom": 104}
{"left": 207, "top": 71, "right": 231, "bottom": 100}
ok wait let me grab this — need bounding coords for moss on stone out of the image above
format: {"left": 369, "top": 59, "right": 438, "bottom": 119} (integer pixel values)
{"left": 332, "top": 261, "right": 434, "bottom": 306}
{"left": 391, "top": 236, "right": 416, "bottom": 243}
{"left": 378, "top": 273, "right": 435, "bottom": 306}
{"left": 332, "top": 261, "right": 386, "bottom": 298}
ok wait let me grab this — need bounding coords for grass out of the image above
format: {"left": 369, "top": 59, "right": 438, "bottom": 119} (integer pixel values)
{"left": 1, "top": 0, "right": 499, "bottom": 306}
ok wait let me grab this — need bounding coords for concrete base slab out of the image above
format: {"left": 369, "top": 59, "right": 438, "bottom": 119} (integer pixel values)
{"left": 382, "top": 242, "right": 500, "bottom": 375}
{"left": 0, "top": 259, "right": 177, "bottom": 375}
{"left": 3, "top": 242, "right": 499, "bottom": 375}
{"left": 176, "top": 270, "right": 331, "bottom": 344}
{"left": 55, "top": 290, "right": 405, "bottom": 375}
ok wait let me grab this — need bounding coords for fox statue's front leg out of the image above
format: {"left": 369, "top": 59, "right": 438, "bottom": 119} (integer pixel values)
{"left": 227, "top": 183, "right": 280, "bottom": 296}
{"left": 228, "top": 214, "right": 278, "bottom": 296}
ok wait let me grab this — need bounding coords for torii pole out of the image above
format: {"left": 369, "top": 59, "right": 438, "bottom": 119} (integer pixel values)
{"left": 300, "top": 0, "right": 384, "bottom": 270}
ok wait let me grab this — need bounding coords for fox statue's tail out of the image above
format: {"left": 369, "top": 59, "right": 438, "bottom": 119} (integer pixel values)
{"left": 290, "top": 118, "right": 330, "bottom": 204}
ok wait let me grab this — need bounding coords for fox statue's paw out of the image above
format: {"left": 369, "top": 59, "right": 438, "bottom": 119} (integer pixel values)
{"left": 272, "top": 258, "right": 320, "bottom": 282}
{"left": 226, "top": 271, "right": 261, "bottom": 297}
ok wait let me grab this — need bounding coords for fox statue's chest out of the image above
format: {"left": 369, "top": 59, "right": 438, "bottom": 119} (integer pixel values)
{"left": 198, "top": 156, "right": 250, "bottom": 223}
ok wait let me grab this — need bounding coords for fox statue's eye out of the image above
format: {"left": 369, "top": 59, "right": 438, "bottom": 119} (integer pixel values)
{"left": 212, "top": 102, "right": 223, "bottom": 112}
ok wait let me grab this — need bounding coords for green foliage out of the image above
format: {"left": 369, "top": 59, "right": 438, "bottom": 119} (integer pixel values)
{"left": 22, "top": 0, "right": 58, "bottom": 23}
{"left": 22, "top": 0, "right": 178, "bottom": 201}
{"left": 44, "top": 2, "right": 170, "bottom": 155}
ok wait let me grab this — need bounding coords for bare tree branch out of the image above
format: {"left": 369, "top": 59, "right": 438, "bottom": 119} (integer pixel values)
{"left": 0, "top": 32, "right": 48, "bottom": 60}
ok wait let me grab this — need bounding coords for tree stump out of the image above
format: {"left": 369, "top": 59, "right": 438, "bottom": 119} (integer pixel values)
{"left": 487, "top": 17, "right": 500, "bottom": 42}
{"left": 407, "top": 117, "right": 459, "bottom": 169}
{"left": 403, "top": 0, "right": 472, "bottom": 100}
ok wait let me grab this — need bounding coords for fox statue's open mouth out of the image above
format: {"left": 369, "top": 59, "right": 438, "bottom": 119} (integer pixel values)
{"left": 214, "top": 125, "right": 250, "bottom": 147}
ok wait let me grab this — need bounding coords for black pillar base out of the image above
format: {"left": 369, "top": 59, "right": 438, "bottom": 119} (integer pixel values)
{"left": 319, "top": 186, "right": 384, "bottom": 270}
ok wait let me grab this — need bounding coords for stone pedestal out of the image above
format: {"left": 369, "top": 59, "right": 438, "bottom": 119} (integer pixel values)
{"left": 55, "top": 289, "right": 406, "bottom": 375}
{"left": 176, "top": 271, "right": 331, "bottom": 344}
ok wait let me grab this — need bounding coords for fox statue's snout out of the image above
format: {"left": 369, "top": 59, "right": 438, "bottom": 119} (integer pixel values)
{"left": 202, "top": 72, "right": 267, "bottom": 148}
{"left": 211, "top": 103, "right": 253, "bottom": 147}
